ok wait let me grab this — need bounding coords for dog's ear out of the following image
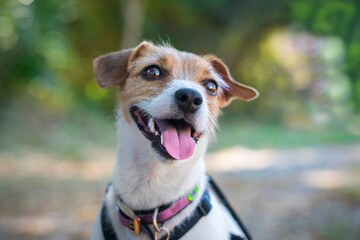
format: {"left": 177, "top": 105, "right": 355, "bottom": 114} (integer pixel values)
{"left": 93, "top": 41, "right": 150, "bottom": 88}
{"left": 205, "top": 55, "right": 259, "bottom": 107}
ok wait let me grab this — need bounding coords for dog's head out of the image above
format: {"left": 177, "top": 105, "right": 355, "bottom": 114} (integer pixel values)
{"left": 93, "top": 41, "right": 258, "bottom": 161}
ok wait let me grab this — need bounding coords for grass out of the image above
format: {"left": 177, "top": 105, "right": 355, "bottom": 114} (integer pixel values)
{"left": 211, "top": 114, "right": 360, "bottom": 151}
{"left": 315, "top": 223, "right": 359, "bottom": 240}
{"left": 0, "top": 99, "right": 117, "bottom": 159}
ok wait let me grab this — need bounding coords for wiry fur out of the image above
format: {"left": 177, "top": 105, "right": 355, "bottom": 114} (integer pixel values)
{"left": 90, "top": 42, "right": 258, "bottom": 240}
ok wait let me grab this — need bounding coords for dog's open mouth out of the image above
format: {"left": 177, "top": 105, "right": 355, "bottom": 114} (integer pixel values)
{"left": 130, "top": 106, "right": 201, "bottom": 160}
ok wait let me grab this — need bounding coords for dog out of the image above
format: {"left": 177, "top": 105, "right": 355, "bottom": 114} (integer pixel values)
{"left": 90, "top": 41, "right": 258, "bottom": 240}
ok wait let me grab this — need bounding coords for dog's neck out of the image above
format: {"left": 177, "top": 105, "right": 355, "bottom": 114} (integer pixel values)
{"left": 112, "top": 117, "right": 208, "bottom": 210}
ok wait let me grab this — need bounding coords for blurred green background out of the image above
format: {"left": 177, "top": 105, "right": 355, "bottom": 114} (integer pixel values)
{"left": 0, "top": 0, "right": 359, "bottom": 239}
{"left": 1, "top": 0, "right": 360, "bottom": 154}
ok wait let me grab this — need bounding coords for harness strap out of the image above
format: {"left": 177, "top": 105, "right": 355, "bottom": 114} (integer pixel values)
{"left": 230, "top": 233, "right": 245, "bottom": 240}
{"left": 161, "top": 189, "right": 212, "bottom": 240}
{"left": 101, "top": 203, "right": 118, "bottom": 240}
{"left": 208, "top": 176, "right": 252, "bottom": 240}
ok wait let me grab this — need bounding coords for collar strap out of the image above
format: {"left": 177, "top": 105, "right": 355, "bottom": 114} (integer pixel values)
{"left": 116, "top": 185, "right": 199, "bottom": 235}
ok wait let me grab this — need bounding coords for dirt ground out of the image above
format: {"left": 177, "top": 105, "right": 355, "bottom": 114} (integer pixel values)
{"left": 0, "top": 144, "right": 359, "bottom": 240}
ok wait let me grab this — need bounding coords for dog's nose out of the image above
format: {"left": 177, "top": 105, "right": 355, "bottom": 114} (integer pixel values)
{"left": 175, "top": 88, "right": 203, "bottom": 113}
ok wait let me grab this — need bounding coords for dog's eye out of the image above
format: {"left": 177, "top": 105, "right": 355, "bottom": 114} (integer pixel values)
{"left": 142, "top": 65, "right": 162, "bottom": 80}
{"left": 204, "top": 80, "right": 218, "bottom": 96}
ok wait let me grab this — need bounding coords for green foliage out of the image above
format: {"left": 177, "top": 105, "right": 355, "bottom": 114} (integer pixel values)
{"left": 290, "top": 0, "right": 360, "bottom": 111}
{"left": 0, "top": 0, "right": 359, "bottom": 122}
{"left": 0, "top": 0, "right": 121, "bottom": 112}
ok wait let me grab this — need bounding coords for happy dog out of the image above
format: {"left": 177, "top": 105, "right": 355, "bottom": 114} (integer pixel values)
{"left": 90, "top": 41, "right": 258, "bottom": 240}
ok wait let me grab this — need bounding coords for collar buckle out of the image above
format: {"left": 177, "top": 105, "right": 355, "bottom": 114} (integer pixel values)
{"left": 127, "top": 217, "right": 141, "bottom": 235}
{"left": 116, "top": 198, "right": 141, "bottom": 235}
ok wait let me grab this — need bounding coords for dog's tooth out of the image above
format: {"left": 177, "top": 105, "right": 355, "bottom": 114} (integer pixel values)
{"left": 148, "top": 118, "right": 155, "bottom": 133}
{"left": 161, "top": 133, "right": 164, "bottom": 145}
{"left": 155, "top": 131, "right": 159, "bottom": 136}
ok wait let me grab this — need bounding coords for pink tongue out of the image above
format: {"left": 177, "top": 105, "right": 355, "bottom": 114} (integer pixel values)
{"left": 154, "top": 119, "right": 195, "bottom": 160}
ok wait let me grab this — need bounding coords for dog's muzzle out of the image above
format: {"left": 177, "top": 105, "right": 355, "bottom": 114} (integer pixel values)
{"left": 175, "top": 88, "right": 203, "bottom": 113}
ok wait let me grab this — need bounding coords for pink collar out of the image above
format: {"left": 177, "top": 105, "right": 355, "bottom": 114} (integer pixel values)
{"left": 115, "top": 185, "right": 199, "bottom": 236}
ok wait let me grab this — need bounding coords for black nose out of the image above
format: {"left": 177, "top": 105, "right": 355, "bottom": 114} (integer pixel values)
{"left": 175, "top": 88, "right": 203, "bottom": 113}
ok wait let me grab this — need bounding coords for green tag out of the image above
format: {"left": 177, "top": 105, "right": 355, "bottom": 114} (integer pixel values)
{"left": 187, "top": 185, "right": 199, "bottom": 201}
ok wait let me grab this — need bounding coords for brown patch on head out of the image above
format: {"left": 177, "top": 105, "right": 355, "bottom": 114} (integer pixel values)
{"left": 93, "top": 41, "right": 151, "bottom": 89}
{"left": 93, "top": 49, "right": 132, "bottom": 89}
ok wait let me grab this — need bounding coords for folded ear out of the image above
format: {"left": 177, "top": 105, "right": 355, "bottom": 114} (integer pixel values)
{"left": 93, "top": 41, "right": 150, "bottom": 88}
{"left": 205, "top": 55, "right": 259, "bottom": 108}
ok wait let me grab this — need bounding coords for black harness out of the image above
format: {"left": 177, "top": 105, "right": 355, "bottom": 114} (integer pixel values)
{"left": 101, "top": 176, "right": 252, "bottom": 240}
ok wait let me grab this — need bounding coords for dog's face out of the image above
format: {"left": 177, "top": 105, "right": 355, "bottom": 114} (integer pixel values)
{"left": 93, "top": 42, "right": 258, "bottom": 161}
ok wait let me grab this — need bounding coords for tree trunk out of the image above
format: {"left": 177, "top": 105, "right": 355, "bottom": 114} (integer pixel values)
{"left": 120, "top": 0, "right": 147, "bottom": 49}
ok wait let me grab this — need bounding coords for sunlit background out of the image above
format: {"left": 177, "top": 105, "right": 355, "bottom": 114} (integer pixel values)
{"left": 0, "top": 0, "right": 359, "bottom": 239}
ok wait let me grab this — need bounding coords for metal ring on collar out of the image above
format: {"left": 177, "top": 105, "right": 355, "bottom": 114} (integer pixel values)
{"left": 153, "top": 208, "right": 170, "bottom": 240}
{"left": 154, "top": 227, "right": 170, "bottom": 240}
